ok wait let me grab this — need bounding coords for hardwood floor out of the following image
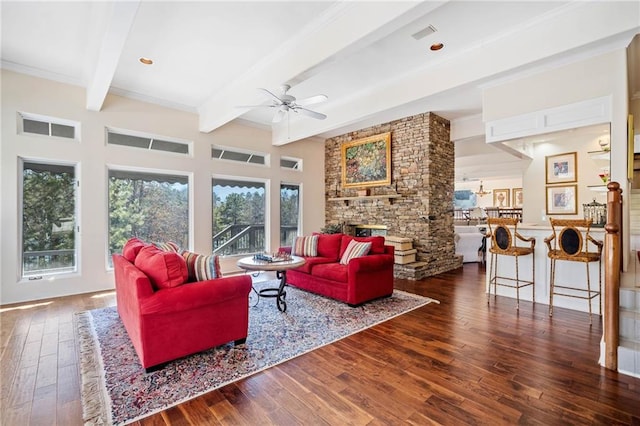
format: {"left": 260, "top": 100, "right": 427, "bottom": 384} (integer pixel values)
{"left": 2, "top": 263, "right": 639, "bottom": 425}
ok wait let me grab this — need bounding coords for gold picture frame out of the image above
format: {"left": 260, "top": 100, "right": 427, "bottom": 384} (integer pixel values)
{"left": 493, "top": 188, "right": 510, "bottom": 207}
{"left": 546, "top": 185, "right": 577, "bottom": 215}
{"left": 546, "top": 152, "right": 577, "bottom": 184}
{"left": 512, "top": 188, "right": 523, "bottom": 208}
{"left": 341, "top": 132, "right": 391, "bottom": 188}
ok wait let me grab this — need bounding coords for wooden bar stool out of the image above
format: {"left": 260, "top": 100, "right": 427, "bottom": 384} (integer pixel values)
{"left": 544, "top": 218, "right": 603, "bottom": 324}
{"left": 486, "top": 217, "right": 536, "bottom": 309}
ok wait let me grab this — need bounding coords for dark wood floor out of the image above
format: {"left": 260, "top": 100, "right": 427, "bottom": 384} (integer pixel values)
{"left": 2, "top": 263, "right": 639, "bottom": 425}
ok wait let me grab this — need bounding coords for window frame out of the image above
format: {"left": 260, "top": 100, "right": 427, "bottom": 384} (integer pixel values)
{"left": 18, "top": 157, "right": 81, "bottom": 281}
{"left": 280, "top": 156, "right": 303, "bottom": 171}
{"left": 17, "top": 112, "right": 80, "bottom": 142}
{"left": 106, "top": 165, "right": 193, "bottom": 270}
{"left": 212, "top": 174, "right": 270, "bottom": 256}
{"left": 211, "top": 144, "right": 270, "bottom": 167}
{"left": 106, "top": 127, "right": 193, "bottom": 157}
{"left": 279, "top": 182, "right": 301, "bottom": 247}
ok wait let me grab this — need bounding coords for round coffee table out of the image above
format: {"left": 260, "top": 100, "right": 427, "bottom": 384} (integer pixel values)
{"left": 236, "top": 255, "right": 305, "bottom": 312}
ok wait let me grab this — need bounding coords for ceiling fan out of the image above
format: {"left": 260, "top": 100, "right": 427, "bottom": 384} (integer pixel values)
{"left": 240, "top": 84, "right": 328, "bottom": 123}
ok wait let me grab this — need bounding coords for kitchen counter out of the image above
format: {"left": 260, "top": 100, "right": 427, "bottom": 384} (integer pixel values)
{"left": 485, "top": 224, "right": 604, "bottom": 314}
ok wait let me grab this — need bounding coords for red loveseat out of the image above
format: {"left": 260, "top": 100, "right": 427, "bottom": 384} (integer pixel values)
{"left": 281, "top": 233, "right": 395, "bottom": 306}
{"left": 112, "top": 242, "right": 252, "bottom": 372}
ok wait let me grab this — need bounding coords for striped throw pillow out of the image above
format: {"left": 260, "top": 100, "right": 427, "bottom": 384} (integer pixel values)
{"left": 153, "top": 241, "right": 181, "bottom": 253}
{"left": 182, "top": 251, "right": 221, "bottom": 282}
{"left": 339, "top": 240, "right": 372, "bottom": 265}
{"left": 292, "top": 235, "right": 319, "bottom": 257}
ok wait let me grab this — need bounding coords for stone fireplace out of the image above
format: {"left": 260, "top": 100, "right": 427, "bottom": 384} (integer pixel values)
{"left": 324, "top": 112, "right": 462, "bottom": 280}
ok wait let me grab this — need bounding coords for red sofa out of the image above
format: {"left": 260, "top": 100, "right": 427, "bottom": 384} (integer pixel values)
{"left": 281, "top": 233, "right": 395, "bottom": 306}
{"left": 112, "top": 249, "right": 252, "bottom": 372}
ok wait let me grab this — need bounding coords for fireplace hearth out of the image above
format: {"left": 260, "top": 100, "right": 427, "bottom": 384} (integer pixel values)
{"left": 351, "top": 224, "right": 387, "bottom": 237}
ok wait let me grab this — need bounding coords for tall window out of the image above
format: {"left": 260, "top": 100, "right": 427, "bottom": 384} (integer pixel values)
{"left": 280, "top": 183, "right": 300, "bottom": 247}
{"left": 212, "top": 178, "right": 266, "bottom": 256}
{"left": 108, "top": 170, "right": 189, "bottom": 263}
{"left": 21, "top": 161, "right": 77, "bottom": 278}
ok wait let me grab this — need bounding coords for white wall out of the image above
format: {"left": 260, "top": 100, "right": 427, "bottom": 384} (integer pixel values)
{"left": 524, "top": 133, "right": 609, "bottom": 225}
{"left": 483, "top": 49, "right": 630, "bottom": 265}
{"left": 1, "top": 70, "right": 325, "bottom": 304}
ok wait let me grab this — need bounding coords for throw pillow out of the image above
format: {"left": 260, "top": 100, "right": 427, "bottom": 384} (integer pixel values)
{"left": 122, "top": 237, "right": 146, "bottom": 262}
{"left": 339, "top": 235, "right": 385, "bottom": 258}
{"left": 135, "top": 245, "right": 188, "bottom": 290}
{"left": 292, "top": 235, "right": 319, "bottom": 257}
{"left": 339, "top": 239, "right": 372, "bottom": 265}
{"left": 182, "top": 251, "right": 221, "bottom": 282}
{"left": 153, "top": 241, "right": 181, "bottom": 252}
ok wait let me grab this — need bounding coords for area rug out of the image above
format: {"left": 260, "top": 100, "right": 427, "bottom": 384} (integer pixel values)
{"left": 76, "top": 281, "right": 438, "bottom": 425}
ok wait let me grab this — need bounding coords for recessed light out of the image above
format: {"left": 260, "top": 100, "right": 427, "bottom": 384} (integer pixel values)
{"left": 430, "top": 43, "right": 444, "bottom": 51}
{"left": 139, "top": 57, "right": 153, "bottom": 65}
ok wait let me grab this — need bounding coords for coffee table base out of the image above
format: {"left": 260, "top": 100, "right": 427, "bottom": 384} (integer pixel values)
{"left": 257, "top": 270, "right": 288, "bottom": 312}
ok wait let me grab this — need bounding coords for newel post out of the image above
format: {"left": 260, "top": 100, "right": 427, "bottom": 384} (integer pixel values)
{"left": 604, "top": 181, "right": 622, "bottom": 370}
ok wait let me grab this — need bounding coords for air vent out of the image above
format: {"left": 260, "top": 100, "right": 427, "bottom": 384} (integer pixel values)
{"left": 411, "top": 25, "right": 437, "bottom": 40}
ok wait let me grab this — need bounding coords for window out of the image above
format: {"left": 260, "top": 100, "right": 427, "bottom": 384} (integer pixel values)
{"left": 21, "top": 160, "right": 78, "bottom": 278}
{"left": 18, "top": 112, "right": 78, "bottom": 140}
{"left": 108, "top": 169, "right": 189, "bottom": 265}
{"left": 280, "top": 156, "right": 302, "bottom": 171}
{"left": 280, "top": 183, "right": 300, "bottom": 247}
{"left": 212, "top": 178, "right": 266, "bottom": 256}
{"left": 212, "top": 145, "right": 268, "bottom": 166}
{"left": 107, "top": 129, "right": 190, "bottom": 155}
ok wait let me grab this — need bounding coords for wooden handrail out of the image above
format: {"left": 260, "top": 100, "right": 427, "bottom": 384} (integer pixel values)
{"left": 604, "top": 181, "right": 622, "bottom": 370}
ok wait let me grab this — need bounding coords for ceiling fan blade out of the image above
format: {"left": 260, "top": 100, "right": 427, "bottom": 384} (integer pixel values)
{"left": 272, "top": 108, "right": 286, "bottom": 123}
{"left": 257, "top": 88, "right": 283, "bottom": 104}
{"left": 295, "top": 107, "right": 326, "bottom": 120}
{"left": 296, "top": 94, "right": 328, "bottom": 106}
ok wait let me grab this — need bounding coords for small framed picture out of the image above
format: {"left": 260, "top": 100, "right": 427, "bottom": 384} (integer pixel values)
{"left": 512, "top": 188, "right": 523, "bottom": 208}
{"left": 493, "top": 188, "right": 510, "bottom": 207}
{"left": 546, "top": 152, "right": 577, "bottom": 184}
{"left": 546, "top": 185, "right": 577, "bottom": 215}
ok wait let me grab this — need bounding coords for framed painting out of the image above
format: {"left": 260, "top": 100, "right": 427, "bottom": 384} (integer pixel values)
{"left": 546, "top": 185, "right": 577, "bottom": 215}
{"left": 546, "top": 152, "right": 577, "bottom": 184}
{"left": 493, "top": 188, "right": 510, "bottom": 207}
{"left": 512, "top": 188, "right": 523, "bottom": 208}
{"left": 341, "top": 132, "right": 391, "bottom": 188}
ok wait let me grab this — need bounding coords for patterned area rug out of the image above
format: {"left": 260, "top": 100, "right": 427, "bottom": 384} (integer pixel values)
{"left": 76, "top": 281, "right": 438, "bottom": 425}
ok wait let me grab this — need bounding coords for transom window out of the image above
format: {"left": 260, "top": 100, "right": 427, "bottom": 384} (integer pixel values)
{"left": 18, "top": 112, "right": 78, "bottom": 140}
{"left": 280, "top": 156, "right": 302, "bottom": 171}
{"left": 212, "top": 145, "right": 268, "bottom": 166}
{"left": 107, "top": 129, "right": 190, "bottom": 155}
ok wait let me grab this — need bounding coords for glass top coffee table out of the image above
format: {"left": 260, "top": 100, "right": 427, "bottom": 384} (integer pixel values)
{"left": 236, "top": 255, "right": 305, "bottom": 312}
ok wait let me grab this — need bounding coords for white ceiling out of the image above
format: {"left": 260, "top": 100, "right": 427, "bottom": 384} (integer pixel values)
{"left": 2, "top": 1, "right": 638, "bottom": 180}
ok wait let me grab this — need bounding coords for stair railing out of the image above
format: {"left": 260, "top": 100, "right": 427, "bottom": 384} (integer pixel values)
{"left": 604, "top": 182, "right": 622, "bottom": 370}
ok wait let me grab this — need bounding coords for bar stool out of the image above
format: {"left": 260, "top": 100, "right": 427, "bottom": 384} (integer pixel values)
{"left": 486, "top": 217, "right": 536, "bottom": 309}
{"left": 545, "top": 218, "right": 603, "bottom": 324}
